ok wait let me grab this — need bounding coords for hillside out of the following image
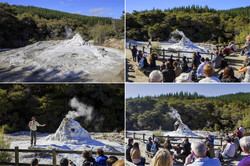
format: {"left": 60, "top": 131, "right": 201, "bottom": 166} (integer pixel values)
{"left": 0, "top": 3, "right": 124, "bottom": 48}
{"left": 126, "top": 6, "right": 249, "bottom": 44}
{"left": 126, "top": 92, "right": 250, "bottom": 132}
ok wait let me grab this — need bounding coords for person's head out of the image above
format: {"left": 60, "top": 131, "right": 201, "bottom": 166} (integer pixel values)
{"left": 197, "top": 52, "right": 200, "bottom": 55}
{"left": 166, "top": 61, "right": 172, "bottom": 69}
{"left": 226, "top": 138, "right": 231, "bottom": 143}
{"left": 206, "top": 141, "right": 211, "bottom": 149}
{"left": 191, "top": 141, "right": 207, "bottom": 158}
{"left": 205, "top": 137, "right": 208, "bottom": 141}
{"left": 149, "top": 70, "right": 163, "bottom": 82}
{"left": 133, "top": 46, "right": 135, "bottom": 48}
{"left": 148, "top": 137, "right": 152, "bottom": 141}
{"left": 229, "top": 42, "right": 232, "bottom": 45}
{"left": 138, "top": 50, "right": 142, "bottom": 54}
{"left": 173, "top": 61, "right": 178, "bottom": 69}
{"left": 97, "top": 148, "right": 104, "bottom": 156}
{"left": 240, "top": 124, "right": 243, "bottom": 127}
{"left": 240, "top": 136, "right": 250, "bottom": 154}
{"left": 183, "top": 56, "right": 186, "bottom": 61}
{"left": 128, "top": 138, "right": 133, "bottom": 145}
{"left": 30, "top": 158, "right": 38, "bottom": 166}
{"left": 154, "top": 138, "right": 159, "bottom": 143}
{"left": 215, "top": 50, "right": 219, "bottom": 56}
{"left": 60, "top": 158, "right": 68, "bottom": 166}
{"left": 170, "top": 55, "right": 173, "bottom": 59}
{"left": 193, "top": 52, "right": 196, "bottom": 57}
{"left": 184, "top": 138, "right": 189, "bottom": 143}
{"left": 219, "top": 50, "right": 223, "bottom": 54}
{"left": 205, "top": 57, "right": 210, "bottom": 62}
{"left": 203, "top": 64, "right": 213, "bottom": 77}
{"left": 153, "top": 149, "right": 173, "bottom": 166}
{"left": 223, "top": 67, "right": 234, "bottom": 79}
{"left": 82, "top": 150, "right": 90, "bottom": 159}
{"left": 31, "top": 117, "right": 36, "bottom": 121}
{"left": 133, "top": 142, "right": 139, "bottom": 149}
{"left": 106, "top": 156, "right": 118, "bottom": 166}
{"left": 112, "top": 159, "right": 125, "bottom": 166}
{"left": 208, "top": 134, "right": 212, "bottom": 139}
{"left": 200, "top": 57, "right": 205, "bottom": 63}
{"left": 177, "top": 143, "right": 180, "bottom": 147}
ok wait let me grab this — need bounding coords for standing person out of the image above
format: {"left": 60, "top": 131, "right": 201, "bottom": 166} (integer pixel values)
{"left": 182, "top": 138, "right": 191, "bottom": 157}
{"left": 239, "top": 125, "right": 245, "bottom": 136}
{"left": 82, "top": 150, "right": 96, "bottom": 166}
{"left": 131, "top": 46, "right": 138, "bottom": 62}
{"left": 126, "top": 138, "right": 134, "bottom": 162}
{"left": 181, "top": 56, "right": 189, "bottom": 72}
{"left": 29, "top": 117, "right": 46, "bottom": 146}
{"left": 96, "top": 149, "right": 108, "bottom": 166}
{"left": 146, "top": 137, "right": 153, "bottom": 152}
{"left": 137, "top": 50, "right": 143, "bottom": 63}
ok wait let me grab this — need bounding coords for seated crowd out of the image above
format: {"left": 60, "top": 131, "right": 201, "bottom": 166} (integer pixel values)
{"left": 30, "top": 148, "right": 124, "bottom": 166}
{"left": 126, "top": 125, "right": 249, "bottom": 166}
{"left": 132, "top": 35, "right": 250, "bottom": 83}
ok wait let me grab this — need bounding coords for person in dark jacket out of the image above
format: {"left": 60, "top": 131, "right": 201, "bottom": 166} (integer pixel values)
{"left": 96, "top": 149, "right": 108, "bottom": 166}
{"left": 137, "top": 50, "right": 143, "bottom": 63}
{"left": 181, "top": 138, "right": 191, "bottom": 156}
{"left": 168, "top": 55, "right": 175, "bottom": 69}
{"left": 220, "top": 67, "right": 240, "bottom": 82}
{"left": 162, "top": 61, "right": 175, "bottom": 82}
{"left": 131, "top": 46, "right": 138, "bottom": 62}
{"left": 126, "top": 138, "right": 133, "bottom": 161}
{"left": 181, "top": 56, "right": 189, "bottom": 72}
{"left": 82, "top": 150, "right": 96, "bottom": 166}
{"left": 146, "top": 137, "right": 153, "bottom": 151}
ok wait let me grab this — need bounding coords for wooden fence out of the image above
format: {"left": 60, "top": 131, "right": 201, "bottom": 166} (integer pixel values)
{"left": 126, "top": 131, "right": 224, "bottom": 147}
{"left": 0, "top": 146, "right": 124, "bottom": 166}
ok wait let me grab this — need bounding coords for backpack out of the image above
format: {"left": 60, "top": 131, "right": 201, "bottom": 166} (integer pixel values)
{"left": 151, "top": 144, "right": 157, "bottom": 153}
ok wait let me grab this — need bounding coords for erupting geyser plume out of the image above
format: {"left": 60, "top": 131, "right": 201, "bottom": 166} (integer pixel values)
{"left": 168, "top": 107, "right": 183, "bottom": 124}
{"left": 66, "top": 97, "right": 93, "bottom": 121}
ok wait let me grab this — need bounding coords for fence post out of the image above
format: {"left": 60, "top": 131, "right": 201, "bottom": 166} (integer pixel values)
{"left": 52, "top": 149, "right": 56, "bottom": 166}
{"left": 178, "top": 51, "right": 180, "bottom": 60}
{"left": 143, "top": 133, "right": 145, "bottom": 142}
{"left": 210, "top": 52, "right": 213, "bottom": 59}
{"left": 133, "top": 132, "right": 135, "bottom": 139}
{"left": 143, "top": 46, "right": 145, "bottom": 53}
{"left": 126, "top": 131, "right": 127, "bottom": 138}
{"left": 153, "top": 134, "right": 155, "bottom": 140}
{"left": 150, "top": 47, "right": 152, "bottom": 54}
{"left": 220, "top": 137, "right": 223, "bottom": 147}
{"left": 163, "top": 49, "right": 165, "bottom": 60}
{"left": 15, "top": 146, "right": 19, "bottom": 166}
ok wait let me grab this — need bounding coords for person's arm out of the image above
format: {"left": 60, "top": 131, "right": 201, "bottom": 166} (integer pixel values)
{"left": 29, "top": 122, "right": 33, "bottom": 128}
{"left": 239, "top": 67, "right": 247, "bottom": 73}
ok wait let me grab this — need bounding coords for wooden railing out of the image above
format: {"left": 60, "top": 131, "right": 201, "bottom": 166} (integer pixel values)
{"left": 126, "top": 131, "right": 224, "bottom": 147}
{"left": 0, "top": 146, "right": 124, "bottom": 166}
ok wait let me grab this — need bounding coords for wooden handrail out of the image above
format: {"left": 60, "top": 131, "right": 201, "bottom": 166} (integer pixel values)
{"left": 0, "top": 147, "right": 124, "bottom": 166}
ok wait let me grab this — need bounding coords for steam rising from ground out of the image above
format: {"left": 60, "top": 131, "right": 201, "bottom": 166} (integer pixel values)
{"left": 168, "top": 107, "right": 183, "bottom": 124}
{"left": 66, "top": 97, "right": 93, "bottom": 121}
{"left": 64, "top": 27, "right": 72, "bottom": 38}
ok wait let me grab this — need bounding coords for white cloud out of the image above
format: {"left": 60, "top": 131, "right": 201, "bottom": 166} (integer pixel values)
{"left": 73, "top": 10, "right": 83, "bottom": 15}
{"left": 87, "top": 7, "right": 111, "bottom": 17}
{"left": 60, "top": 1, "right": 65, "bottom": 5}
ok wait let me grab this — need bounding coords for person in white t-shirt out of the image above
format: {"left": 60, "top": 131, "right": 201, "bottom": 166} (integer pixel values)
{"left": 239, "top": 125, "right": 245, "bottom": 136}
{"left": 29, "top": 117, "right": 46, "bottom": 146}
{"left": 199, "top": 64, "right": 221, "bottom": 83}
{"left": 222, "top": 138, "right": 235, "bottom": 159}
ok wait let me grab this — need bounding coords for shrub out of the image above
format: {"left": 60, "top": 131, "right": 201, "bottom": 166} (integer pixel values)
{"left": 0, "top": 126, "right": 12, "bottom": 162}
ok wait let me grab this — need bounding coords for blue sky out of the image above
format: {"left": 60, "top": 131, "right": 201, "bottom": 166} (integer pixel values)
{"left": 1, "top": 0, "right": 124, "bottom": 18}
{"left": 126, "top": 0, "right": 250, "bottom": 13}
{"left": 126, "top": 84, "right": 250, "bottom": 98}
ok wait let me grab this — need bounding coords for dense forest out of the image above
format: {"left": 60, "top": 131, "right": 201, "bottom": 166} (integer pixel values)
{"left": 126, "top": 5, "right": 250, "bottom": 44}
{"left": 0, "top": 84, "right": 124, "bottom": 133}
{"left": 0, "top": 3, "right": 124, "bottom": 48}
{"left": 126, "top": 92, "right": 250, "bottom": 132}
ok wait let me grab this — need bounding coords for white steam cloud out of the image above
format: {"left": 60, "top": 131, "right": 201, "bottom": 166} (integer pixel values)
{"left": 168, "top": 107, "right": 183, "bottom": 123}
{"left": 66, "top": 97, "right": 93, "bottom": 121}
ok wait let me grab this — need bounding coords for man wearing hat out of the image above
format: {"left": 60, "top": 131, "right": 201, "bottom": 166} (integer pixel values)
{"left": 29, "top": 117, "right": 46, "bottom": 146}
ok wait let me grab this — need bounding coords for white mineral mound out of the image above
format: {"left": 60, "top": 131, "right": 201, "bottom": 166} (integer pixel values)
{"left": 46, "top": 118, "right": 91, "bottom": 142}
{"left": 162, "top": 29, "right": 210, "bottom": 55}
{"left": 0, "top": 33, "right": 124, "bottom": 82}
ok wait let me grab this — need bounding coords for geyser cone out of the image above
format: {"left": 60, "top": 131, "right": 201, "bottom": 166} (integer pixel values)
{"left": 47, "top": 118, "right": 91, "bottom": 142}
